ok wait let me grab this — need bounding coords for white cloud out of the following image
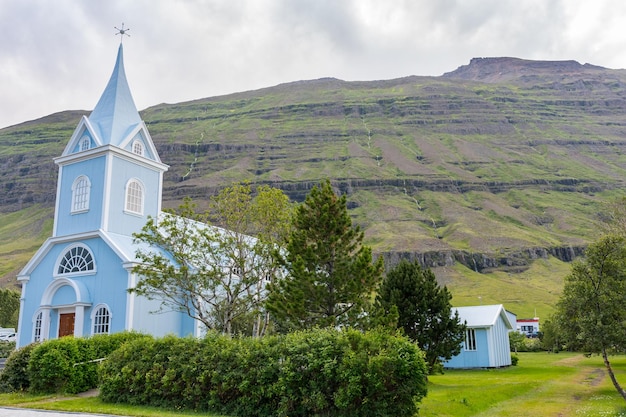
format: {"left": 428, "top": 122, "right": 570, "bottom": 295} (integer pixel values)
{"left": 1, "top": 0, "right": 625, "bottom": 128}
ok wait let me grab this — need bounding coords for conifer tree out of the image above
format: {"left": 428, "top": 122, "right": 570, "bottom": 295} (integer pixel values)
{"left": 375, "top": 259, "right": 465, "bottom": 372}
{"left": 267, "top": 180, "right": 383, "bottom": 330}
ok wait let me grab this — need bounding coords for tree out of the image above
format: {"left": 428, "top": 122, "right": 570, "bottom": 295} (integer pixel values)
{"left": 266, "top": 180, "right": 384, "bottom": 331}
{"left": 374, "top": 259, "right": 466, "bottom": 373}
{"left": 538, "top": 317, "right": 563, "bottom": 353}
{"left": 131, "top": 184, "right": 292, "bottom": 336}
{"left": 0, "top": 288, "right": 19, "bottom": 328}
{"left": 555, "top": 234, "right": 626, "bottom": 401}
{"left": 508, "top": 331, "right": 526, "bottom": 353}
{"left": 207, "top": 183, "right": 293, "bottom": 336}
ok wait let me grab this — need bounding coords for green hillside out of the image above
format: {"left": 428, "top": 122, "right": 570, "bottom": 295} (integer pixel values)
{"left": 2, "top": 57, "right": 626, "bottom": 319}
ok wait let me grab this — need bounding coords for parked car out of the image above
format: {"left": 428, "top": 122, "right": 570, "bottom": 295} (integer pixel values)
{"left": 0, "top": 332, "right": 16, "bottom": 342}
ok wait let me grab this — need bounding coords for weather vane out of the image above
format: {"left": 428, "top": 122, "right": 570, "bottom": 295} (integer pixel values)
{"left": 115, "top": 23, "right": 130, "bottom": 43}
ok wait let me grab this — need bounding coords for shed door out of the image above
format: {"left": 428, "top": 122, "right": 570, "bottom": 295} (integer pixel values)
{"left": 58, "top": 313, "right": 75, "bottom": 337}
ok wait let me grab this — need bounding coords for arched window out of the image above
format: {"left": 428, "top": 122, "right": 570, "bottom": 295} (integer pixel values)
{"left": 80, "top": 135, "right": 90, "bottom": 152}
{"left": 33, "top": 310, "right": 43, "bottom": 342}
{"left": 132, "top": 140, "right": 144, "bottom": 156}
{"left": 57, "top": 245, "right": 95, "bottom": 275}
{"left": 71, "top": 175, "right": 90, "bottom": 213}
{"left": 125, "top": 179, "right": 144, "bottom": 214}
{"left": 92, "top": 305, "right": 111, "bottom": 335}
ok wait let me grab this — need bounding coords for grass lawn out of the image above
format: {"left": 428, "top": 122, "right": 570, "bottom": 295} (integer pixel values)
{"left": 421, "top": 352, "right": 626, "bottom": 417}
{"left": 2, "top": 352, "right": 626, "bottom": 416}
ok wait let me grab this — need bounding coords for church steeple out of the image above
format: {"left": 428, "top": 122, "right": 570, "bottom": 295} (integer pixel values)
{"left": 53, "top": 40, "right": 167, "bottom": 239}
{"left": 88, "top": 44, "right": 141, "bottom": 147}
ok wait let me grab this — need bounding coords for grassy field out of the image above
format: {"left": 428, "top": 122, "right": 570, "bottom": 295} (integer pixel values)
{"left": 2, "top": 352, "right": 626, "bottom": 416}
{"left": 421, "top": 352, "right": 626, "bottom": 417}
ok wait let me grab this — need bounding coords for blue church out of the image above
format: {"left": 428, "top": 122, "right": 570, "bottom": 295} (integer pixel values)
{"left": 16, "top": 44, "right": 198, "bottom": 348}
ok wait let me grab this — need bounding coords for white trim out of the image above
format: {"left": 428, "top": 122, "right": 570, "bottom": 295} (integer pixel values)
{"left": 131, "top": 139, "right": 144, "bottom": 156}
{"left": 157, "top": 171, "right": 164, "bottom": 213}
{"left": 91, "top": 303, "right": 112, "bottom": 335}
{"left": 79, "top": 135, "right": 91, "bottom": 152}
{"left": 40, "top": 277, "right": 91, "bottom": 306}
{"left": 61, "top": 116, "right": 103, "bottom": 156}
{"left": 53, "top": 165, "right": 63, "bottom": 237}
{"left": 56, "top": 144, "right": 168, "bottom": 172}
{"left": 102, "top": 153, "right": 113, "bottom": 231}
{"left": 53, "top": 242, "right": 96, "bottom": 278}
{"left": 19, "top": 229, "right": 138, "bottom": 280}
{"left": 126, "top": 272, "right": 136, "bottom": 331}
{"left": 71, "top": 175, "right": 91, "bottom": 214}
{"left": 39, "top": 278, "right": 92, "bottom": 340}
{"left": 124, "top": 178, "right": 145, "bottom": 215}
{"left": 32, "top": 308, "right": 50, "bottom": 343}
{"left": 118, "top": 122, "right": 163, "bottom": 163}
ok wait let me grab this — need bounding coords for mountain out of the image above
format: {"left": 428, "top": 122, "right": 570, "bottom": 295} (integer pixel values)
{"left": 3, "top": 57, "right": 626, "bottom": 317}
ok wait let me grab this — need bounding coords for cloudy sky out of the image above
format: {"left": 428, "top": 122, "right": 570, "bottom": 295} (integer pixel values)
{"left": 2, "top": 0, "right": 626, "bottom": 129}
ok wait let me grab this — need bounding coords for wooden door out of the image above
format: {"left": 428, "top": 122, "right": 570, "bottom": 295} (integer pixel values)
{"left": 58, "top": 313, "right": 75, "bottom": 337}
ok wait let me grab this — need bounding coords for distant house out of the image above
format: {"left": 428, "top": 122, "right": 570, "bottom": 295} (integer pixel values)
{"left": 517, "top": 318, "right": 540, "bottom": 337}
{"left": 445, "top": 304, "right": 513, "bottom": 369}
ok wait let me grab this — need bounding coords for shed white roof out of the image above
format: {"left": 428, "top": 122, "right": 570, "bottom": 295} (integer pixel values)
{"left": 453, "top": 304, "right": 513, "bottom": 329}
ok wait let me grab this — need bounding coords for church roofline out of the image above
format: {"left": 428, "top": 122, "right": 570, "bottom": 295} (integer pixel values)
{"left": 54, "top": 143, "right": 169, "bottom": 172}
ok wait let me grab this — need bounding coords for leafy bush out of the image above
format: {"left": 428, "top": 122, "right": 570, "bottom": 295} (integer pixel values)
{"left": 511, "top": 353, "right": 519, "bottom": 366}
{"left": 0, "top": 341, "right": 15, "bottom": 358}
{"left": 0, "top": 343, "right": 37, "bottom": 392}
{"left": 28, "top": 337, "right": 89, "bottom": 394}
{"left": 520, "top": 337, "right": 543, "bottom": 352}
{"left": 99, "top": 329, "right": 428, "bottom": 417}
{"left": 27, "top": 331, "right": 148, "bottom": 394}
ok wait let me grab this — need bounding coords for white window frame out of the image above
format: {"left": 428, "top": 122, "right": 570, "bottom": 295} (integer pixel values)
{"left": 91, "top": 304, "right": 111, "bottom": 335}
{"left": 132, "top": 140, "right": 144, "bottom": 156}
{"left": 55, "top": 243, "right": 96, "bottom": 277}
{"left": 33, "top": 310, "right": 44, "bottom": 342}
{"left": 71, "top": 175, "right": 91, "bottom": 213}
{"left": 125, "top": 178, "right": 144, "bottom": 215}
{"left": 80, "top": 135, "right": 90, "bottom": 152}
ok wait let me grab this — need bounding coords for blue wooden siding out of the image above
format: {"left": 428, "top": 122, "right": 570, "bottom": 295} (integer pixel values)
{"left": 55, "top": 156, "right": 106, "bottom": 236}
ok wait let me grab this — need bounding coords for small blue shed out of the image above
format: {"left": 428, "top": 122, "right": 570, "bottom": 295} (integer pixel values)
{"left": 445, "top": 304, "right": 513, "bottom": 369}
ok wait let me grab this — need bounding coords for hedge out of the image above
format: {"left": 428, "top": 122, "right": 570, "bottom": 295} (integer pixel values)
{"left": 0, "top": 342, "right": 37, "bottom": 393}
{"left": 99, "top": 328, "right": 428, "bottom": 417}
{"left": 0, "top": 331, "right": 149, "bottom": 394}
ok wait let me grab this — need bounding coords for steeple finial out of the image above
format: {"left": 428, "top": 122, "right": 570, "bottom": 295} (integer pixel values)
{"left": 115, "top": 23, "right": 130, "bottom": 43}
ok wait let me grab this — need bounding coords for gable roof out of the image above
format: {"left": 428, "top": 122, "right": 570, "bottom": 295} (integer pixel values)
{"left": 88, "top": 43, "right": 142, "bottom": 147}
{"left": 453, "top": 304, "right": 513, "bottom": 329}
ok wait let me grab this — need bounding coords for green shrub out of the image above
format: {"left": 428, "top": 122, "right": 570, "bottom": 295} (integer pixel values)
{"left": 0, "top": 343, "right": 37, "bottom": 392}
{"left": 28, "top": 336, "right": 88, "bottom": 393}
{"left": 0, "top": 341, "right": 15, "bottom": 358}
{"left": 99, "top": 329, "right": 428, "bottom": 417}
{"left": 27, "top": 331, "right": 149, "bottom": 394}
{"left": 333, "top": 329, "right": 428, "bottom": 417}
{"left": 511, "top": 353, "right": 519, "bottom": 366}
{"left": 521, "top": 337, "right": 542, "bottom": 352}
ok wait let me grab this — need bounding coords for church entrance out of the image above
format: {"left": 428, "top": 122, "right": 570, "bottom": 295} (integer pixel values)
{"left": 58, "top": 312, "right": 75, "bottom": 337}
